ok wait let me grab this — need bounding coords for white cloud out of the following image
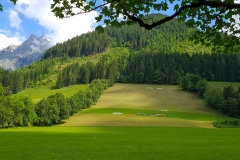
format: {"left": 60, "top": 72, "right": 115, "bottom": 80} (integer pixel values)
{"left": 8, "top": 8, "right": 22, "bottom": 29}
{"left": 222, "top": 0, "right": 240, "bottom": 36}
{"left": 15, "top": 0, "right": 98, "bottom": 44}
{"left": 0, "top": 30, "right": 25, "bottom": 50}
{"left": 233, "top": 0, "right": 240, "bottom": 36}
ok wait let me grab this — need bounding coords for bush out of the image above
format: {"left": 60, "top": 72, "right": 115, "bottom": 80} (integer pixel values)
{"left": 220, "top": 98, "right": 240, "bottom": 117}
{"left": 204, "top": 88, "right": 223, "bottom": 110}
{"left": 195, "top": 79, "right": 209, "bottom": 98}
{"left": 213, "top": 119, "right": 240, "bottom": 128}
{"left": 180, "top": 73, "right": 202, "bottom": 92}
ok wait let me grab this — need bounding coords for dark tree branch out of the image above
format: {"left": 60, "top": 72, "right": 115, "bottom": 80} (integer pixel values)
{"left": 214, "top": 7, "right": 227, "bottom": 28}
{"left": 117, "top": 1, "right": 240, "bottom": 30}
{"left": 65, "top": 1, "right": 111, "bottom": 17}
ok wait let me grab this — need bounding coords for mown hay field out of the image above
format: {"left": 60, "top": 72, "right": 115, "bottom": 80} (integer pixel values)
{"left": 61, "top": 84, "right": 228, "bottom": 128}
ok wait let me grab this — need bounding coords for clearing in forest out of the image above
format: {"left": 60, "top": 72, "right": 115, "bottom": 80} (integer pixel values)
{"left": 61, "top": 83, "right": 228, "bottom": 128}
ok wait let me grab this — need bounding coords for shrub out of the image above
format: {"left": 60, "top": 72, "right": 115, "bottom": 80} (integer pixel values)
{"left": 204, "top": 88, "right": 223, "bottom": 110}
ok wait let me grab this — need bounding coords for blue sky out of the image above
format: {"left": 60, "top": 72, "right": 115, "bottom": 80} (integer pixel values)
{"left": 0, "top": 0, "right": 99, "bottom": 50}
{"left": 0, "top": 0, "right": 175, "bottom": 50}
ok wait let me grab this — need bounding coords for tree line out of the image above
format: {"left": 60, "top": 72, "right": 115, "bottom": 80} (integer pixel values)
{"left": 180, "top": 73, "right": 240, "bottom": 118}
{"left": 56, "top": 52, "right": 240, "bottom": 89}
{"left": 0, "top": 58, "right": 63, "bottom": 94}
{"left": 204, "top": 85, "right": 240, "bottom": 118}
{"left": 0, "top": 79, "right": 109, "bottom": 128}
{"left": 0, "top": 83, "right": 36, "bottom": 128}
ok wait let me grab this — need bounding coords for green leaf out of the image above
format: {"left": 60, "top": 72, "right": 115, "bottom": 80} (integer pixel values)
{"left": 174, "top": 4, "right": 179, "bottom": 11}
{"left": 95, "top": 26, "right": 104, "bottom": 33}
{"left": 111, "top": 20, "right": 120, "bottom": 27}
{"left": 63, "top": 0, "right": 68, "bottom": 7}
{"left": 10, "top": 0, "right": 17, "bottom": 4}
{"left": 162, "top": 2, "right": 168, "bottom": 11}
{"left": 89, "top": 1, "right": 95, "bottom": 6}
{"left": 95, "top": 15, "right": 103, "bottom": 22}
{"left": 104, "top": 19, "right": 111, "bottom": 25}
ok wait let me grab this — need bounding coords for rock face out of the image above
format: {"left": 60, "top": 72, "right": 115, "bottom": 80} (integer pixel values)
{"left": 0, "top": 34, "right": 53, "bottom": 70}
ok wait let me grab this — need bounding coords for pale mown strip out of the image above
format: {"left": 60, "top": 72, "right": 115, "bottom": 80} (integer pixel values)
{"left": 60, "top": 114, "right": 215, "bottom": 128}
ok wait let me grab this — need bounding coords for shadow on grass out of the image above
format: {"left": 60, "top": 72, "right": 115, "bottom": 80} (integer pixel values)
{"left": 50, "top": 85, "right": 58, "bottom": 90}
{"left": 55, "top": 121, "right": 67, "bottom": 125}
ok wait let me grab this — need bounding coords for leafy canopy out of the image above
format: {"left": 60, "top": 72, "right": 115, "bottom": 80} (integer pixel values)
{"left": 3, "top": 0, "right": 240, "bottom": 53}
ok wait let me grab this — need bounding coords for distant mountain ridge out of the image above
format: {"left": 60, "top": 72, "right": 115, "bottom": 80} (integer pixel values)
{"left": 0, "top": 44, "right": 21, "bottom": 52}
{"left": 0, "top": 34, "right": 53, "bottom": 70}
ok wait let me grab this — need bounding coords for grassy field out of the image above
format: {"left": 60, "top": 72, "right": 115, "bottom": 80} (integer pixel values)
{"left": 12, "top": 84, "right": 89, "bottom": 103}
{"left": 1, "top": 126, "right": 240, "bottom": 160}
{"left": 1, "top": 83, "right": 240, "bottom": 159}
{"left": 61, "top": 84, "right": 228, "bottom": 128}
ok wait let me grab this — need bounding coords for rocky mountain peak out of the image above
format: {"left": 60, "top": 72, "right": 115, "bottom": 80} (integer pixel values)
{"left": 0, "top": 44, "right": 21, "bottom": 52}
{"left": 0, "top": 34, "right": 53, "bottom": 70}
{"left": 29, "top": 34, "right": 37, "bottom": 40}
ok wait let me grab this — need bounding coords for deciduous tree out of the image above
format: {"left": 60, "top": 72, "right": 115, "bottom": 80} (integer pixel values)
{"left": 204, "top": 88, "right": 224, "bottom": 110}
{"left": 50, "top": 0, "right": 240, "bottom": 53}
{"left": 195, "top": 79, "right": 209, "bottom": 98}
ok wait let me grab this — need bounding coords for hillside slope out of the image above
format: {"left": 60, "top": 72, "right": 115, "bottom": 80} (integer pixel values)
{"left": 43, "top": 14, "right": 210, "bottom": 59}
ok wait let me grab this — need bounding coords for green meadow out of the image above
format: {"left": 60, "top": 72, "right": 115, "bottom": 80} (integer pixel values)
{"left": 1, "top": 126, "right": 240, "bottom": 160}
{"left": 12, "top": 84, "right": 89, "bottom": 103}
{"left": 1, "top": 83, "right": 240, "bottom": 159}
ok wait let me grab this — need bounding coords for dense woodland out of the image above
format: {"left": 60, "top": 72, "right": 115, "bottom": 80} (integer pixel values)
{"left": 43, "top": 14, "right": 200, "bottom": 59}
{"left": 56, "top": 52, "right": 240, "bottom": 88}
{"left": 0, "top": 14, "right": 240, "bottom": 127}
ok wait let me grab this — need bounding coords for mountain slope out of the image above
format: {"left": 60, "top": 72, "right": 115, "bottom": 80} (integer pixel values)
{"left": 0, "top": 34, "right": 53, "bottom": 70}
{"left": 43, "top": 14, "right": 211, "bottom": 59}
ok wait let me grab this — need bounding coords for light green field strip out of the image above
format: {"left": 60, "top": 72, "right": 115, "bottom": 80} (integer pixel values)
{"left": 80, "top": 108, "right": 226, "bottom": 121}
{"left": 60, "top": 113, "right": 215, "bottom": 128}
{"left": 12, "top": 84, "right": 89, "bottom": 103}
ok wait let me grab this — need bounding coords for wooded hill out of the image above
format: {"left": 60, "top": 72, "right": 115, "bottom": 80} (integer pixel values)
{"left": 0, "top": 14, "right": 239, "bottom": 95}
{"left": 43, "top": 14, "right": 210, "bottom": 59}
